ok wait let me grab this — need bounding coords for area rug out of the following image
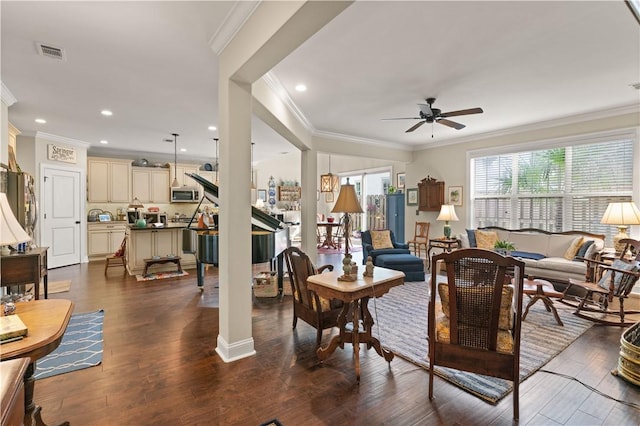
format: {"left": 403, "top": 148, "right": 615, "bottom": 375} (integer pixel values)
{"left": 135, "top": 271, "right": 189, "bottom": 281}
{"left": 35, "top": 309, "right": 104, "bottom": 380}
{"left": 371, "top": 281, "right": 594, "bottom": 404}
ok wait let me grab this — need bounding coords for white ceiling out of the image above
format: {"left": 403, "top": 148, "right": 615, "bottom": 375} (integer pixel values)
{"left": 2, "top": 1, "right": 639, "bottom": 165}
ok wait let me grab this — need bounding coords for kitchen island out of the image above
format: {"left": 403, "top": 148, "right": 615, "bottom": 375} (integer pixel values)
{"left": 125, "top": 223, "right": 197, "bottom": 275}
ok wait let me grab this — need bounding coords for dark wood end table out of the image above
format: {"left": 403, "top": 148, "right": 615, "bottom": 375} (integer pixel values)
{"left": 1, "top": 247, "right": 49, "bottom": 300}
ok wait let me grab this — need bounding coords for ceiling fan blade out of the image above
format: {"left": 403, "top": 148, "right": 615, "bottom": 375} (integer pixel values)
{"left": 405, "top": 121, "right": 426, "bottom": 133}
{"left": 418, "top": 103, "right": 433, "bottom": 117}
{"left": 381, "top": 117, "right": 422, "bottom": 121}
{"left": 437, "top": 118, "right": 465, "bottom": 130}
{"left": 440, "top": 107, "right": 483, "bottom": 118}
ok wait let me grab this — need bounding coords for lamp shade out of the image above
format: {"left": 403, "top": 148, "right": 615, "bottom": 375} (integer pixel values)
{"left": 331, "top": 179, "right": 363, "bottom": 214}
{"left": 0, "top": 192, "right": 31, "bottom": 247}
{"left": 436, "top": 204, "right": 459, "bottom": 222}
{"left": 600, "top": 202, "right": 640, "bottom": 226}
{"left": 128, "top": 197, "right": 144, "bottom": 209}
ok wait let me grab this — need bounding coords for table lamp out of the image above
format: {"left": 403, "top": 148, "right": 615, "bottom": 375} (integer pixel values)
{"left": 0, "top": 192, "right": 31, "bottom": 255}
{"left": 331, "top": 178, "right": 363, "bottom": 256}
{"left": 436, "top": 204, "right": 459, "bottom": 239}
{"left": 600, "top": 201, "right": 640, "bottom": 253}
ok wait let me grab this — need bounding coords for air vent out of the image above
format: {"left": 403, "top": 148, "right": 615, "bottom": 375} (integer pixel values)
{"left": 36, "top": 42, "right": 66, "bottom": 61}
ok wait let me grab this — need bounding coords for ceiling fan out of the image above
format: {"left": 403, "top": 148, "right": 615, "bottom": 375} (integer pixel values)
{"left": 383, "top": 97, "right": 483, "bottom": 133}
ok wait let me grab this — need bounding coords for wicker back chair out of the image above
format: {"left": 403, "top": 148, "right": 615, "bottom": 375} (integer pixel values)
{"left": 284, "top": 247, "right": 343, "bottom": 348}
{"left": 429, "top": 248, "right": 525, "bottom": 420}
{"left": 560, "top": 238, "right": 640, "bottom": 326}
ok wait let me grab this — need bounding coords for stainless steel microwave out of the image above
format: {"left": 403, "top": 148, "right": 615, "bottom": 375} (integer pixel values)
{"left": 171, "top": 187, "right": 199, "bottom": 203}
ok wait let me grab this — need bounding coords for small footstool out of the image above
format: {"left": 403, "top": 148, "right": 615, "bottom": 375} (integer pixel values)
{"left": 375, "top": 254, "right": 425, "bottom": 282}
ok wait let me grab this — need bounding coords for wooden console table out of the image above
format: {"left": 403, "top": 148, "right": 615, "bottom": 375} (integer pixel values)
{"left": 1, "top": 247, "right": 48, "bottom": 300}
{"left": 306, "top": 267, "right": 405, "bottom": 382}
{"left": 1, "top": 299, "right": 73, "bottom": 426}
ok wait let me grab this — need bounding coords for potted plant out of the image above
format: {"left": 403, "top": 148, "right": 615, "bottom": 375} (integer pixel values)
{"left": 494, "top": 240, "right": 516, "bottom": 255}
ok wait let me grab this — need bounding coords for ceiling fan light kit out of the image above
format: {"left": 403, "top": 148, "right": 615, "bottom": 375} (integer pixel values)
{"left": 383, "top": 97, "right": 483, "bottom": 134}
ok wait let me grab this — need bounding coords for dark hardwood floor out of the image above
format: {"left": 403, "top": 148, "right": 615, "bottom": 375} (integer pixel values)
{"left": 30, "top": 250, "right": 640, "bottom": 426}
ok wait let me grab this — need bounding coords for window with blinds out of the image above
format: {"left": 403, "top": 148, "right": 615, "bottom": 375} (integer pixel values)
{"left": 471, "top": 138, "right": 635, "bottom": 243}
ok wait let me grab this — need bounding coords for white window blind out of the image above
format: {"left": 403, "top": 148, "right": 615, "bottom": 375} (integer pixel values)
{"left": 471, "top": 138, "right": 634, "bottom": 243}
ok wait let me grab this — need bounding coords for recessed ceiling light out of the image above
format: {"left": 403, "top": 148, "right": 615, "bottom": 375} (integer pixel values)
{"left": 35, "top": 118, "right": 46, "bottom": 124}
{"left": 295, "top": 84, "right": 307, "bottom": 92}
{"left": 101, "top": 110, "right": 113, "bottom": 116}
{"left": 100, "top": 140, "right": 108, "bottom": 144}
{"left": 180, "top": 148, "right": 187, "bottom": 152}
{"left": 208, "top": 125, "right": 217, "bottom": 131}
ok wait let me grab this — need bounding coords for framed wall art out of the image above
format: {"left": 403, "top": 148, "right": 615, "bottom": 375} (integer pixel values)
{"left": 396, "top": 172, "right": 406, "bottom": 189}
{"left": 325, "top": 192, "right": 334, "bottom": 203}
{"left": 406, "top": 188, "right": 418, "bottom": 206}
{"left": 257, "top": 189, "right": 267, "bottom": 202}
{"left": 449, "top": 186, "right": 463, "bottom": 206}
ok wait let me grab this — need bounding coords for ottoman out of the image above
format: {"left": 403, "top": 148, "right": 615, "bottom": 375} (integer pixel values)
{"left": 375, "top": 254, "right": 425, "bottom": 282}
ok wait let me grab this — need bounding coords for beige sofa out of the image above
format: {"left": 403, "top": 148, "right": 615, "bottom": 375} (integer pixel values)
{"left": 457, "top": 227, "right": 605, "bottom": 284}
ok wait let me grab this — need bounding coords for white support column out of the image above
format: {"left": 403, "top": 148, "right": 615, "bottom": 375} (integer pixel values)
{"left": 300, "top": 149, "right": 318, "bottom": 264}
{"left": 214, "top": 0, "right": 353, "bottom": 362}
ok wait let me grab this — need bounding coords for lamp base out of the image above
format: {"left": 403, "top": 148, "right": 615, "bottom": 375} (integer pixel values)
{"left": 1, "top": 245, "right": 10, "bottom": 256}
{"left": 613, "top": 226, "right": 629, "bottom": 254}
{"left": 443, "top": 223, "right": 452, "bottom": 239}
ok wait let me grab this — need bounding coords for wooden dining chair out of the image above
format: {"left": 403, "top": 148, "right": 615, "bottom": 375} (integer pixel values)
{"left": 104, "top": 238, "right": 127, "bottom": 275}
{"left": 407, "top": 221, "right": 430, "bottom": 257}
{"left": 284, "top": 247, "right": 344, "bottom": 348}
{"left": 429, "top": 248, "right": 525, "bottom": 420}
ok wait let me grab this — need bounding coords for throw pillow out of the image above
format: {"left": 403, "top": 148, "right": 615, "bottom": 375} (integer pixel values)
{"left": 574, "top": 240, "right": 595, "bottom": 261}
{"left": 466, "top": 229, "right": 477, "bottom": 248}
{"left": 370, "top": 230, "right": 394, "bottom": 250}
{"left": 475, "top": 230, "right": 499, "bottom": 250}
{"left": 564, "top": 237, "right": 584, "bottom": 260}
{"left": 438, "top": 282, "right": 514, "bottom": 330}
{"left": 597, "top": 259, "right": 639, "bottom": 293}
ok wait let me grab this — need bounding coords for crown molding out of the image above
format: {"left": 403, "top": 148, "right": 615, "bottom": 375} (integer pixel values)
{"left": 419, "top": 102, "right": 640, "bottom": 149}
{"left": 313, "top": 129, "right": 413, "bottom": 152}
{"left": 1, "top": 82, "right": 17, "bottom": 106}
{"left": 261, "top": 72, "right": 315, "bottom": 131}
{"left": 209, "top": 1, "right": 261, "bottom": 55}
{"left": 35, "top": 132, "right": 91, "bottom": 148}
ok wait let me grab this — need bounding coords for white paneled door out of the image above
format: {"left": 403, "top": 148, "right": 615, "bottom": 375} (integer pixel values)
{"left": 42, "top": 166, "right": 82, "bottom": 268}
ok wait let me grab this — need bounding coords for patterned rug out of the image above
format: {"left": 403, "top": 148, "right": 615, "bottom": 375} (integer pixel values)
{"left": 371, "top": 281, "right": 594, "bottom": 404}
{"left": 135, "top": 271, "right": 189, "bottom": 281}
{"left": 35, "top": 309, "right": 104, "bottom": 380}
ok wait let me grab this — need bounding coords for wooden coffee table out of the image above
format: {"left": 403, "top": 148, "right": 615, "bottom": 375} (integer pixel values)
{"left": 519, "top": 278, "right": 564, "bottom": 326}
{"left": 306, "top": 267, "right": 405, "bottom": 382}
{"left": 1, "top": 299, "right": 74, "bottom": 426}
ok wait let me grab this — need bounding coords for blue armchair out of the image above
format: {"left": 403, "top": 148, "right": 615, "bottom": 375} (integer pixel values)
{"left": 361, "top": 230, "right": 410, "bottom": 264}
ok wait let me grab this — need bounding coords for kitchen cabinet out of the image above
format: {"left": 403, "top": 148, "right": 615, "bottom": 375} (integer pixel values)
{"left": 418, "top": 176, "right": 444, "bottom": 212}
{"left": 172, "top": 164, "right": 199, "bottom": 187}
{"left": 88, "top": 157, "right": 131, "bottom": 203}
{"left": 132, "top": 167, "right": 170, "bottom": 203}
{"left": 125, "top": 226, "right": 196, "bottom": 275}
{"left": 88, "top": 222, "right": 127, "bottom": 260}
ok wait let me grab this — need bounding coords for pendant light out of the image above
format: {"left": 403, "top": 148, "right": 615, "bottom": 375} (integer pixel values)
{"left": 320, "top": 154, "right": 338, "bottom": 193}
{"left": 170, "top": 133, "right": 180, "bottom": 187}
{"left": 213, "top": 138, "right": 219, "bottom": 185}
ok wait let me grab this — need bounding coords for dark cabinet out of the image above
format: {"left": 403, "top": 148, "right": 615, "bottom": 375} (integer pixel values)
{"left": 418, "top": 177, "right": 444, "bottom": 211}
{"left": 386, "top": 193, "right": 405, "bottom": 242}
